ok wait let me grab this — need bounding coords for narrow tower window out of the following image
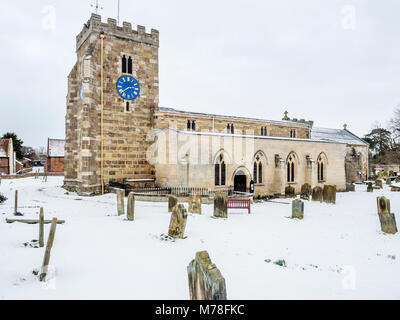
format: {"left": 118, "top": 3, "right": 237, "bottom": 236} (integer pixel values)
{"left": 128, "top": 56, "right": 133, "bottom": 74}
{"left": 126, "top": 102, "right": 130, "bottom": 112}
{"left": 122, "top": 55, "right": 127, "bottom": 73}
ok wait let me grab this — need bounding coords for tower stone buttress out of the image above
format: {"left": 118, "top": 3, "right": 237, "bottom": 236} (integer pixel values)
{"left": 64, "top": 14, "right": 159, "bottom": 195}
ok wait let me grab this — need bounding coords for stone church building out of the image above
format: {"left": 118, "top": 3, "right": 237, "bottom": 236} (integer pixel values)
{"left": 64, "top": 14, "right": 368, "bottom": 196}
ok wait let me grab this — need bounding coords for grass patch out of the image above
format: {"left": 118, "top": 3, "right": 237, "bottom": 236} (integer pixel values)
{"left": 0, "top": 193, "right": 7, "bottom": 204}
{"left": 273, "top": 259, "right": 287, "bottom": 267}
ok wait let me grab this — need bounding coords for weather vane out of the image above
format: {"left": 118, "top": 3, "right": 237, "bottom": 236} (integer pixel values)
{"left": 91, "top": 0, "right": 103, "bottom": 14}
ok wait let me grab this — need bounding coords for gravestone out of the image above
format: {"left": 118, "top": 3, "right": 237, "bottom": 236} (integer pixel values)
{"left": 395, "top": 176, "right": 400, "bottom": 183}
{"left": 168, "top": 195, "right": 178, "bottom": 213}
{"left": 377, "top": 196, "right": 390, "bottom": 215}
{"left": 323, "top": 185, "right": 336, "bottom": 204}
{"left": 188, "top": 195, "right": 202, "bottom": 214}
{"left": 213, "top": 192, "right": 227, "bottom": 218}
{"left": 285, "top": 186, "right": 295, "bottom": 198}
{"left": 367, "top": 182, "right": 373, "bottom": 192}
{"left": 116, "top": 189, "right": 125, "bottom": 216}
{"left": 389, "top": 170, "right": 394, "bottom": 177}
{"left": 168, "top": 204, "right": 188, "bottom": 239}
{"left": 386, "top": 178, "right": 392, "bottom": 186}
{"left": 346, "top": 183, "right": 355, "bottom": 192}
{"left": 292, "top": 199, "right": 304, "bottom": 219}
{"left": 378, "top": 214, "right": 398, "bottom": 234}
{"left": 187, "top": 251, "right": 227, "bottom": 300}
{"left": 300, "top": 183, "right": 312, "bottom": 200}
{"left": 376, "top": 196, "right": 397, "bottom": 234}
{"left": 312, "top": 186, "right": 323, "bottom": 202}
{"left": 127, "top": 192, "right": 135, "bottom": 221}
{"left": 375, "top": 179, "right": 383, "bottom": 189}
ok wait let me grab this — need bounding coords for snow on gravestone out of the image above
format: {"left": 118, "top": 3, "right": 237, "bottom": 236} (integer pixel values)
{"left": 323, "top": 185, "right": 336, "bottom": 204}
{"left": 127, "top": 192, "right": 135, "bottom": 221}
{"left": 116, "top": 189, "right": 125, "bottom": 216}
{"left": 376, "top": 196, "right": 398, "bottom": 234}
{"left": 168, "top": 195, "right": 178, "bottom": 213}
{"left": 187, "top": 251, "right": 227, "bottom": 300}
{"left": 188, "top": 195, "right": 202, "bottom": 214}
{"left": 168, "top": 204, "right": 187, "bottom": 239}
{"left": 312, "top": 186, "right": 323, "bottom": 202}
{"left": 292, "top": 199, "right": 304, "bottom": 220}
{"left": 213, "top": 192, "right": 227, "bottom": 218}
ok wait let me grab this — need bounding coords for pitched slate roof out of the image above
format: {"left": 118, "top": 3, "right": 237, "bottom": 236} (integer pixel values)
{"left": 0, "top": 139, "right": 10, "bottom": 157}
{"left": 47, "top": 139, "right": 65, "bottom": 157}
{"left": 311, "top": 127, "right": 367, "bottom": 145}
{"left": 158, "top": 107, "right": 313, "bottom": 127}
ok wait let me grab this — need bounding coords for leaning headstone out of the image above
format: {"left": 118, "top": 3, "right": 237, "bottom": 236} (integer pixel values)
{"left": 168, "top": 195, "right": 178, "bottom": 213}
{"left": 168, "top": 204, "right": 188, "bottom": 239}
{"left": 292, "top": 199, "right": 304, "bottom": 219}
{"left": 285, "top": 186, "right": 295, "bottom": 198}
{"left": 300, "top": 183, "right": 312, "bottom": 200}
{"left": 378, "top": 213, "right": 398, "bottom": 234}
{"left": 213, "top": 192, "right": 227, "bottom": 218}
{"left": 367, "top": 182, "right": 373, "bottom": 192}
{"left": 127, "top": 192, "right": 135, "bottom": 221}
{"left": 323, "top": 185, "right": 336, "bottom": 204}
{"left": 375, "top": 179, "right": 383, "bottom": 189}
{"left": 312, "top": 186, "right": 323, "bottom": 202}
{"left": 116, "top": 189, "right": 125, "bottom": 216}
{"left": 377, "top": 196, "right": 390, "bottom": 215}
{"left": 188, "top": 195, "right": 202, "bottom": 214}
{"left": 187, "top": 251, "right": 227, "bottom": 300}
{"left": 386, "top": 178, "right": 391, "bottom": 186}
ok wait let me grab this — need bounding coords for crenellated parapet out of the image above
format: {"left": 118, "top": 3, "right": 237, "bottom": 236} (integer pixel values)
{"left": 76, "top": 13, "right": 159, "bottom": 51}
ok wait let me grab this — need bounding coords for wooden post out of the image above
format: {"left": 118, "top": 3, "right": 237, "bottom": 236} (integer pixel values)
{"left": 40, "top": 217, "right": 57, "bottom": 282}
{"left": 39, "top": 208, "right": 44, "bottom": 247}
{"left": 14, "top": 190, "right": 18, "bottom": 215}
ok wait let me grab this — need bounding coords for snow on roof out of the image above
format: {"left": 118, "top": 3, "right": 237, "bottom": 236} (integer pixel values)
{"left": 158, "top": 107, "right": 312, "bottom": 127}
{"left": 48, "top": 139, "right": 65, "bottom": 157}
{"left": 0, "top": 139, "right": 10, "bottom": 157}
{"left": 311, "top": 127, "right": 367, "bottom": 145}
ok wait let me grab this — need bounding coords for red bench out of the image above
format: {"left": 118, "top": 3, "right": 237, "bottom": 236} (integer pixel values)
{"left": 227, "top": 198, "right": 251, "bottom": 214}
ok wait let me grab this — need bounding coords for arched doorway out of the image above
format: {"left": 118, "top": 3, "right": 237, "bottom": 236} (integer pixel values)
{"left": 234, "top": 170, "right": 247, "bottom": 192}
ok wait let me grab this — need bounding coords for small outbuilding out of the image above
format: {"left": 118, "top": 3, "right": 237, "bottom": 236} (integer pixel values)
{"left": 45, "top": 138, "right": 65, "bottom": 173}
{"left": 0, "top": 138, "right": 16, "bottom": 175}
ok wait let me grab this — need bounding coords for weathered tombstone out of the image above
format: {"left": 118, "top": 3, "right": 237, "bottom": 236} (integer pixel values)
{"left": 376, "top": 196, "right": 397, "bottom": 234}
{"left": 377, "top": 196, "right": 390, "bottom": 215}
{"left": 367, "top": 182, "right": 373, "bottom": 192}
{"left": 378, "top": 213, "right": 398, "bottom": 234}
{"left": 386, "top": 178, "right": 391, "bottom": 185}
{"left": 300, "top": 183, "right": 312, "bottom": 200}
{"left": 285, "top": 186, "right": 295, "bottom": 198}
{"left": 375, "top": 179, "right": 383, "bottom": 189}
{"left": 346, "top": 183, "right": 355, "bottom": 192}
{"left": 14, "top": 190, "right": 18, "bottom": 215}
{"left": 213, "top": 192, "right": 227, "bottom": 218}
{"left": 39, "top": 208, "right": 44, "bottom": 247}
{"left": 127, "top": 192, "right": 135, "bottom": 221}
{"left": 116, "top": 189, "right": 125, "bottom": 216}
{"left": 323, "top": 185, "right": 336, "bottom": 204}
{"left": 187, "top": 251, "right": 227, "bottom": 300}
{"left": 168, "top": 204, "right": 188, "bottom": 239}
{"left": 389, "top": 170, "right": 394, "bottom": 177}
{"left": 168, "top": 195, "right": 178, "bottom": 213}
{"left": 188, "top": 195, "right": 202, "bottom": 214}
{"left": 39, "top": 218, "right": 57, "bottom": 282}
{"left": 292, "top": 199, "right": 304, "bottom": 219}
{"left": 395, "top": 176, "right": 400, "bottom": 183}
{"left": 312, "top": 186, "right": 323, "bottom": 202}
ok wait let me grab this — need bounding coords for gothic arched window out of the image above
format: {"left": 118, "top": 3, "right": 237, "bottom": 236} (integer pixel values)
{"left": 254, "top": 155, "right": 263, "bottom": 184}
{"left": 122, "top": 55, "right": 127, "bottom": 73}
{"left": 287, "top": 154, "right": 295, "bottom": 183}
{"left": 187, "top": 120, "right": 191, "bottom": 130}
{"left": 128, "top": 56, "right": 133, "bottom": 74}
{"left": 317, "top": 154, "right": 327, "bottom": 182}
{"left": 192, "top": 120, "right": 196, "bottom": 131}
{"left": 215, "top": 154, "right": 226, "bottom": 186}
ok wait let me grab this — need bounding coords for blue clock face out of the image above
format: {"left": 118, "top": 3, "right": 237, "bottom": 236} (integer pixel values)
{"left": 116, "top": 75, "right": 140, "bottom": 101}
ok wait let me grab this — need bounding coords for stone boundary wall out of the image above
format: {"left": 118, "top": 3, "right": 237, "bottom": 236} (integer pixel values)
{"left": 1, "top": 172, "right": 63, "bottom": 179}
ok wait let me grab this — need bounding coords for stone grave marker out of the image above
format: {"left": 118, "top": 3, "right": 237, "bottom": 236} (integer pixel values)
{"left": 285, "top": 186, "right": 295, "bottom": 198}
{"left": 168, "top": 204, "right": 188, "bottom": 239}
{"left": 168, "top": 195, "right": 178, "bottom": 213}
{"left": 116, "top": 189, "right": 125, "bottom": 216}
{"left": 300, "top": 183, "right": 312, "bottom": 200}
{"left": 375, "top": 179, "right": 383, "bottom": 189}
{"left": 127, "top": 192, "right": 135, "bottom": 221}
{"left": 188, "top": 195, "right": 202, "bottom": 214}
{"left": 292, "top": 199, "right": 304, "bottom": 219}
{"left": 312, "top": 186, "right": 323, "bottom": 202}
{"left": 367, "top": 182, "right": 373, "bottom": 192}
{"left": 187, "top": 251, "right": 227, "bottom": 300}
{"left": 323, "top": 185, "right": 336, "bottom": 204}
{"left": 213, "top": 192, "right": 227, "bottom": 218}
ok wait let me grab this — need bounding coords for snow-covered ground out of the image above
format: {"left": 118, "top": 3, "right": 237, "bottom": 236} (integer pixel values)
{"left": 0, "top": 177, "right": 399, "bottom": 300}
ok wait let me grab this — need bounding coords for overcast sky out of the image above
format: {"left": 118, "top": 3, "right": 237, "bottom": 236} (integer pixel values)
{"left": 0, "top": 0, "right": 399, "bottom": 149}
